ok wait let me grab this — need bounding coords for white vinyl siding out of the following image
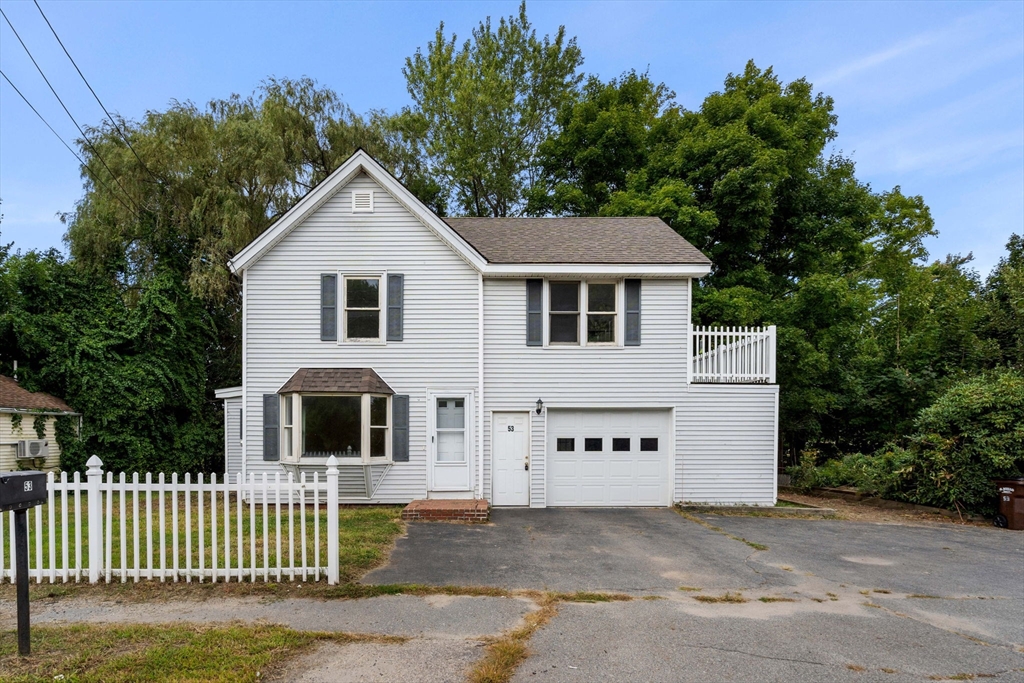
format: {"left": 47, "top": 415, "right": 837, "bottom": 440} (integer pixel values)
{"left": 482, "top": 278, "right": 689, "bottom": 507}
{"left": 244, "top": 173, "right": 479, "bottom": 502}
{"left": 224, "top": 396, "right": 243, "bottom": 477}
{"left": 677, "top": 384, "right": 778, "bottom": 505}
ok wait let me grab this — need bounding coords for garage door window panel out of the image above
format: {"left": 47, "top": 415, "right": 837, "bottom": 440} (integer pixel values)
{"left": 556, "top": 438, "right": 575, "bottom": 451}
{"left": 640, "top": 438, "right": 659, "bottom": 451}
{"left": 585, "top": 438, "right": 603, "bottom": 451}
{"left": 612, "top": 438, "right": 630, "bottom": 452}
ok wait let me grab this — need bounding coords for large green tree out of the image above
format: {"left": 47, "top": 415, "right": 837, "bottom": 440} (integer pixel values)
{"left": 532, "top": 61, "right": 967, "bottom": 457}
{"left": 402, "top": 2, "right": 583, "bottom": 216}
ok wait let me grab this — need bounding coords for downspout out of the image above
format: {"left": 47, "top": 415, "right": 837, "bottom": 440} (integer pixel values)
{"left": 478, "top": 272, "right": 485, "bottom": 499}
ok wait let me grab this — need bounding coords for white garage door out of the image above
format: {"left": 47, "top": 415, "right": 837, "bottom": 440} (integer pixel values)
{"left": 547, "top": 409, "right": 671, "bottom": 506}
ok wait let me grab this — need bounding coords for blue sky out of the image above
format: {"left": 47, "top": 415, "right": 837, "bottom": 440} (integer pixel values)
{"left": 1, "top": 0, "right": 1021, "bottom": 276}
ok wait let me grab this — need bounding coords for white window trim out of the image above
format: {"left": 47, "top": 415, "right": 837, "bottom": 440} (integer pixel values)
{"left": 352, "top": 190, "right": 374, "bottom": 213}
{"left": 341, "top": 271, "right": 387, "bottom": 344}
{"left": 543, "top": 280, "right": 623, "bottom": 348}
{"left": 281, "top": 392, "right": 392, "bottom": 464}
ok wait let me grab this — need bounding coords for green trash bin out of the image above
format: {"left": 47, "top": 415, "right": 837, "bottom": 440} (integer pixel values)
{"left": 993, "top": 479, "right": 1024, "bottom": 530}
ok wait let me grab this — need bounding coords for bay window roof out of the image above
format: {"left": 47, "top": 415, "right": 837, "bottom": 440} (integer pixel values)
{"left": 278, "top": 368, "right": 394, "bottom": 395}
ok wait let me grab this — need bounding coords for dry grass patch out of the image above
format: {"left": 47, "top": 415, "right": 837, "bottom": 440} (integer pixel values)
{"left": 758, "top": 596, "right": 797, "bottom": 603}
{"left": 0, "top": 622, "right": 403, "bottom": 683}
{"left": 468, "top": 595, "right": 560, "bottom": 683}
{"left": 908, "top": 594, "right": 942, "bottom": 599}
{"left": 847, "top": 664, "right": 866, "bottom": 671}
{"left": 693, "top": 592, "right": 748, "bottom": 604}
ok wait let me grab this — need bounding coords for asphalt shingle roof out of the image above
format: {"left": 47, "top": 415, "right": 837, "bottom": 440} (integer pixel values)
{"left": 0, "top": 375, "right": 75, "bottom": 412}
{"left": 442, "top": 217, "right": 710, "bottom": 265}
{"left": 278, "top": 368, "right": 394, "bottom": 395}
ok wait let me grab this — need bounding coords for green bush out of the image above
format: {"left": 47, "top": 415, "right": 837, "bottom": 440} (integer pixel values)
{"left": 790, "top": 369, "right": 1024, "bottom": 514}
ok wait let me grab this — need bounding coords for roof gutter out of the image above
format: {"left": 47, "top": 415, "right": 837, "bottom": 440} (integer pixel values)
{"left": 480, "top": 263, "right": 712, "bottom": 278}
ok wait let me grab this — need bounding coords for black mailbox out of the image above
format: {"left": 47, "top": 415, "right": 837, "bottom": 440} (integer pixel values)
{"left": 0, "top": 471, "right": 48, "bottom": 512}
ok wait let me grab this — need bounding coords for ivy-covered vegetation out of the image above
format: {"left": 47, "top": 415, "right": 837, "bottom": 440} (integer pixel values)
{"left": 0, "top": 3, "right": 1020, "bottom": 508}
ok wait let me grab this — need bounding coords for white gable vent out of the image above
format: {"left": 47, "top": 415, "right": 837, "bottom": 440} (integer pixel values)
{"left": 353, "top": 190, "right": 374, "bottom": 213}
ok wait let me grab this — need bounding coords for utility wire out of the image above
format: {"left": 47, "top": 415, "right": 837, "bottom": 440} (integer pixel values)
{"left": 33, "top": 0, "right": 161, "bottom": 183}
{"left": 0, "top": 69, "right": 141, "bottom": 220}
{"left": 0, "top": 6, "right": 146, "bottom": 216}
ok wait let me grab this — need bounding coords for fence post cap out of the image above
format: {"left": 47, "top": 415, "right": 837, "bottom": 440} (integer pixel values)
{"left": 86, "top": 455, "right": 103, "bottom": 472}
{"left": 325, "top": 455, "right": 339, "bottom": 471}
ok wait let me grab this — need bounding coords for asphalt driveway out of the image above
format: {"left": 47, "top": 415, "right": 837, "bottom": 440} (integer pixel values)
{"left": 365, "top": 507, "right": 789, "bottom": 592}
{"left": 366, "top": 508, "right": 1024, "bottom": 682}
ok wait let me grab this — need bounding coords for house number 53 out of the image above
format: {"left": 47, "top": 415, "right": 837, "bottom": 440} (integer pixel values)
{"left": 507, "top": 425, "right": 515, "bottom": 432}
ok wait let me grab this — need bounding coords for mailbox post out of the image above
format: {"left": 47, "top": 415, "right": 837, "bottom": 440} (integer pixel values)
{"left": 0, "top": 471, "right": 48, "bottom": 656}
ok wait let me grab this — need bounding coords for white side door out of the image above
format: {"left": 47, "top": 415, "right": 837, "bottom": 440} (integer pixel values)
{"left": 429, "top": 394, "right": 472, "bottom": 492}
{"left": 492, "top": 412, "right": 530, "bottom": 506}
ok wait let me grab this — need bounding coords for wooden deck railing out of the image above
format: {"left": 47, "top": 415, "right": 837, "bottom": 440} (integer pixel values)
{"left": 691, "top": 325, "right": 776, "bottom": 383}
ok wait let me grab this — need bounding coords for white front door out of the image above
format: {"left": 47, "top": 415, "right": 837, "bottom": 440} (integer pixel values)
{"left": 493, "top": 412, "right": 530, "bottom": 506}
{"left": 429, "top": 395, "right": 472, "bottom": 491}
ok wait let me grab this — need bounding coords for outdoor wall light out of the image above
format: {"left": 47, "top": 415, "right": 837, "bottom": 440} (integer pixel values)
{"left": 536, "top": 398, "right": 544, "bottom": 414}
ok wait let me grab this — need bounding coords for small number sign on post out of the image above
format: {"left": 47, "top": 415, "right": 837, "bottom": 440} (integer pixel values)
{"left": 0, "top": 471, "right": 48, "bottom": 656}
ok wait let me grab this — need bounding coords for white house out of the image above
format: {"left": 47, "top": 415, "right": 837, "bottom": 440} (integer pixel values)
{"left": 218, "top": 150, "right": 779, "bottom": 507}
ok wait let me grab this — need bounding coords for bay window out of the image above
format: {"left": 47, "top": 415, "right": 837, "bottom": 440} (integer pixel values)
{"left": 282, "top": 392, "right": 391, "bottom": 462}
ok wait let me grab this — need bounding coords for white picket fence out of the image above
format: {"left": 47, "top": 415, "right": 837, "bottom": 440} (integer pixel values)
{"left": 0, "top": 455, "right": 341, "bottom": 585}
{"left": 692, "top": 325, "right": 776, "bottom": 383}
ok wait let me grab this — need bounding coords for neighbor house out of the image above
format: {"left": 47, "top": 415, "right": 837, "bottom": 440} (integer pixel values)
{"left": 217, "top": 150, "right": 779, "bottom": 507}
{"left": 0, "top": 374, "right": 80, "bottom": 472}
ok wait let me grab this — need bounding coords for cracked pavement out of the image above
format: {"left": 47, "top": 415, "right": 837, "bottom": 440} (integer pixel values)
{"left": 371, "top": 508, "right": 1024, "bottom": 682}
{"left": 3, "top": 509, "right": 1021, "bottom": 681}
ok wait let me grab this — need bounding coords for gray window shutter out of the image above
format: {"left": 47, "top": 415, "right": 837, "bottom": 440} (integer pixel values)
{"left": 263, "top": 394, "right": 279, "bottom": 461}
{"left": 625, "top": 279, "right": 641, "bottom": 346}
{"left": 321, "top": 274, "right": 337, "bottom": 341}
{"left": 526, "top": 279, "right": 543, "bottom": 346}
{"left": 387, "top": 274, "right": 404, "bottom": 341}
{"left": 392, "top": 395, "right": 409, "bottom": 462}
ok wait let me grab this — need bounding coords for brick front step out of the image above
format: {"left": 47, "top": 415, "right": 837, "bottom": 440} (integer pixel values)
{"left": 401, "top": 499, "right": 490, "bottom": 522}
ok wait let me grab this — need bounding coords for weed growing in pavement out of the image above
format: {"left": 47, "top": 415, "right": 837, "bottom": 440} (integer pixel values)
{"left": 693, "top": 592, "right": 748, "bottom": 604}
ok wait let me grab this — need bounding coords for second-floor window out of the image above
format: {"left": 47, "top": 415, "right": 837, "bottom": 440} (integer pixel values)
{"left": 549, "top": 281, "right": 580, "bottom": 344}
{"left": 548, "top": 281, "right": 618, "bottom": 345}
{"left": 587, "top": 283, "right": 616, "bottom": 344}
{"left": 344, "top": 277, "right": 381, "bottom": 341}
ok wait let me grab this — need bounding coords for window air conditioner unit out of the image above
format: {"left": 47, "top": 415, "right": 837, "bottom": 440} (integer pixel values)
{"left": 16, "top": 440, "right": 49, "bottom": 459}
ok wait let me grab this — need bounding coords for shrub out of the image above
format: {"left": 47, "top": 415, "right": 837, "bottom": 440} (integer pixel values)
{"left": 876, "top": 369, "right": 1024, "bottom": 514}
{"left": 790, "top": 369, "right": 1024, "bottom": 514}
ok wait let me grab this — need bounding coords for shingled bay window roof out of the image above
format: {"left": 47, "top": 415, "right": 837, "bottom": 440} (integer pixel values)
{"left": 277, "top": 368, "right": 394, "bottom": 395}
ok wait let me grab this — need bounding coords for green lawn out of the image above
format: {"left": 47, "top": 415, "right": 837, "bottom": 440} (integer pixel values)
{"left": 3, "top": 500, "right": 403, "bottom": 584}
{"left": 0, "top": 623, "right": 404, "bottom": 683}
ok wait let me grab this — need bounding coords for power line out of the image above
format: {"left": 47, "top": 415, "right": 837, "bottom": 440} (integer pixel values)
{"left": 0, "top": 6, "right": 146, "bottom": 216}
{"left": 33, "top": 0, "right": 162, "bottom": 184}
{"left": 0, "top": 68, "right": 142, "bottom": 220}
